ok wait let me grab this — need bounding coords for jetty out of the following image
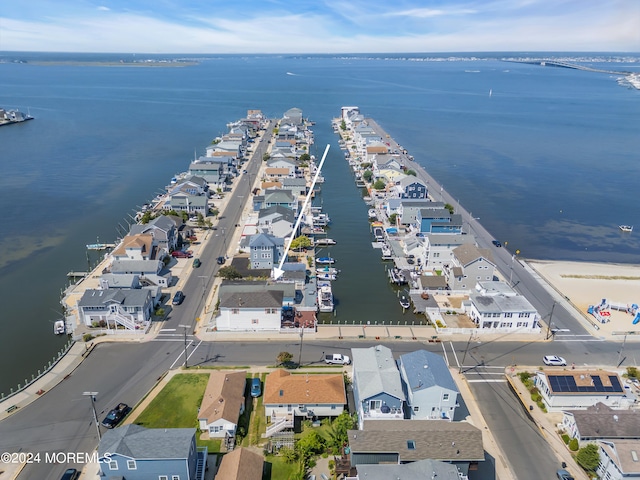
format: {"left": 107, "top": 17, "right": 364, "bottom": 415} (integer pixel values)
{"left": 0, "top": 108, "right": 34, "bottom": 127}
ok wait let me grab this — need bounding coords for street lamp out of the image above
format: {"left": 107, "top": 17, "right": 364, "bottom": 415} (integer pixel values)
{"left": 545, "top": 302, "right": 557, "bottom": 340}
{"left": 83, "top": 391, "right": 101, "bottom": 440}
{"left": 178, "top": 324, "right": 190, "bottom": 368}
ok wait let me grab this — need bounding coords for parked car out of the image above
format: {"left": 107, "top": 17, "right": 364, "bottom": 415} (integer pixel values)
{"left": 192, "top": 258, "right": 201, "bottom": 268}
{"left": 171, "top": 250, "right": 192, "bottom": 258}
{"left": 101, "top": 403, "right": 130, "bottom": 429}
{"left": 556, "top": 469, "right": 575, "bottom": 480}
{"left": 60, "top": 469, "right": 79, "bottom": 480}
{"left": 250, "top": 378, "right": 262, "bottom": 398}
{"left": 172, "top": 291, "right": 185, "bottom": 305}
{"left": 492, "top": 240, "right": 502, "bottom": 247}
{"left": 217, "top": 256, "right": 226, "bottom": 265}
{"left": 543, "top": 355, "right": 567, "bottom": 366}
{"left": 324, "top": 353, "right": 351, "bottom": 365}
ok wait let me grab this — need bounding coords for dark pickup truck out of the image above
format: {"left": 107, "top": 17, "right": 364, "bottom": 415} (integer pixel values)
{"left": 101, "top": 403, "right": 130, "bottom": 429}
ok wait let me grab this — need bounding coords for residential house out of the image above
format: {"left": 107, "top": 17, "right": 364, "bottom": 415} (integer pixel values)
{"left": 167, "top": 175, "right": 208, "bottom": 197}
{"left": 97, "top": 424, "right": 206, "bottom": 480}
{"left": 77, "top": 288, "right": 153, "bottom": 331}
{"left": 215, "top": 447, "right": 264, "bottom": 480}
{"left": 112, "top": 234, "right": 156, "bottom": 261}
{"left": 97, "top": 274, "right": 163, "bottom": 307}
{"left": 534, "top": 370, "right": 630, "bottom": 411}
{"left": 351, "top": 345, "right": 405, "bottom": 429}
{"left": 266, "top": 157, "right": 297, "bottom": 176}
{"left": 350, "top": 458, "right": 466, "bottom": 480}
{"left": 597, "top": 440, "right": 640, "bottom": 480}
{"left": 216, "top": 282, "right": 295, "bottom": 331}
{"left": 424, "top": 233, "right": 475, "bottom": 269}
{"left": 253, "top": 189, "right": 298, "bottom": 213}
{"left": 398, "top": 200, "right": 443, "bottom": 226}
{"left": 562, "top": 402, "right": 640, "bottom": 443}
{"left": 263, "top": 369, "right": 346, "bottom": 436}
{"left": 249, "top": 233, "right": 286, "bottom": 269}
{"left": 198, "top": 371, "right": 246, "bottom": 447}
{"left": 443, "top": 244, "right": 496, "bottom": 291}
{"left": 283, "top": 107, "right": 304, "bottom": 125}
{"left": 258, "top": 205, "right": 296, "bottom": 238}
{"left": 398, "top": 350, "right": 459, "bottom": 420}
{"left": 281, "top": 177, "right": 308, "bottom": 198}
{"left": 416, "top": 208, "right": 462, "bottom": 235}
{"left": 466, "top": 281, "right": 540, "bottom": 330}
{"left": 396, "top": 175, "right": 428, "bottom": 199}
{"left": 129, "top": 215, "right": 179, "bottom": 253}
{"left": 347, "top": 420, "right": 483, "bottom": 473}
{"left": 188, "top": 158, "right": 228, "bottom": 189}
{"left": 264, "top": 167, "right": 292, "bottom": 180}
{"left": 164, "top": 191, "right": 208, "bottom": 217}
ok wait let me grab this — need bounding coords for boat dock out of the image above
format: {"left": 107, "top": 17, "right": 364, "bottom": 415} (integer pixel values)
{"left": 67, "top": 271, "right": 88, "bottom": 278}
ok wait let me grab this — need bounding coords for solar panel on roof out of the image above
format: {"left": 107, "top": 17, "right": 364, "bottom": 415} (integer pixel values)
{"left": 547, "top": 374, "right": 625, "bottom": 394}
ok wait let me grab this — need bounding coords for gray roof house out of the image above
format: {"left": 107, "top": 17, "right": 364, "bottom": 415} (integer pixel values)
{"left": 258, "top": 205, "right": 296, "bottom": 238}
{"left": 348, "top": 419, "right": 484, "bottom": 472}
{"left": 424, "top": 233, "right": 476, "bottom": 268}
{"left": 351, "top": 345, "right": 405, "bottom": 429}
{"left": 129, "top": 215, "right": 179, "bottom": 252}
{"left": 281, "top": 177, "right": 308, "bottom": 197}
{"left": 443, "top": 244, "right": 496, "bottom": 291}
{"left": 398, "top": 350, "right": 460, "bottom": 420}
{"left": 164, "top": 193, "right": 208, "bottom": 216}
{"left": 283, "top": 107, "right": 303, "bottom": 125}
{"left": 77, "top": 288, "right": 153, "bottom": 332}
{"left": 354, "top": 458, "right": 465, "bottom": 480}
{"left": 97, "top": 424, "right": 206, "bottom": 480}
{"left": 188, "top": 158, "right": 228, "bottom": 187}
{"left": 467, "top": 281, "right": 540, "bottom": 331}
{"left": 253, "top": 189, "right": 298, "bottom": 213}
{"left": 398, "top": 200, "right": 444, "bottom": 225}
{"left": 249, "top": 233, "right": 286, "bottom": 269}
{"left": 562, "top": 402, "right": 640, "bottom": 443}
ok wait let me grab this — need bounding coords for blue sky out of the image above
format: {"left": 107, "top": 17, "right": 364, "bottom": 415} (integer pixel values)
{"left": 1, "top": 0, "right": 638, "bottom": 53}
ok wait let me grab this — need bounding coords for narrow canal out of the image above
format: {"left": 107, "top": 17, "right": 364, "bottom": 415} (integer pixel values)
{"left": 311, "top": 120, "right": 426, "bottom": 326}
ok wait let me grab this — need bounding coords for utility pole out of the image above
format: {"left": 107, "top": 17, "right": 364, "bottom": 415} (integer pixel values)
{"left": 546, "top": 302, "right": 556, "bottom": 340}
{"left": 83, "top": 391, "right": 100, "bottom": 440}
{"left": 297, "top": 326, "right": 304, "bottom": 368}
{"left": 459, "top": 333, "right": 473, "bottom": 373}
{"left": 617, "top": 333, "right": 629, "bottom": 367}
{"left": 179, "top": 324, "right": 190, "bottom": 368}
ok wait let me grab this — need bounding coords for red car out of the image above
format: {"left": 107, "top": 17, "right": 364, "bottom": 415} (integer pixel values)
{"left": 171, "top": 250, "right": 192, "bottom": 258}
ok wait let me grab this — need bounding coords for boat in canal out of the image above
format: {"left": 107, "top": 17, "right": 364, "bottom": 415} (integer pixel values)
{"left": 317, "top": 272, "right": 337, "bottom": 281}
{"left": 388, "top": 267, "right": 408, "bottom": 285}
{"left": 399, "top": 292, "right": 411, "bottom": 310}
{"left": 368, "top": 209, "right": 377, "bottom": 220}
{"left": 619, "top": 225, "right": 633, "bottom": 232}
{"left": 316, "top": 257, "right": 336, "bottom": 265}
{"left": 54, "top": 320, "right": 66, "bottom": 335}
{"left": 315, "top": 238, "right": 336, "bottom": 246}
{"left": 317, "top": 282, "right": 335, "bottom": 312}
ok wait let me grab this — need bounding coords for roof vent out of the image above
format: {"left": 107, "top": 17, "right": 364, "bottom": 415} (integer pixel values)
{"left": 614, "top": 415, "right": 619, "bottom": 422}
{"left": 631, "top": 450, "right": 638, "bottom": 462}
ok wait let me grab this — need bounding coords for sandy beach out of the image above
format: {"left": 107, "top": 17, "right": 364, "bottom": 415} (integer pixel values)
{"left": 528, "top": 259, "right": 640, "bottom": 337}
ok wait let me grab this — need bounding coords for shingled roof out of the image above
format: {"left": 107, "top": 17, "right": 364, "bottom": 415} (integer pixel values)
{"left": 348, "top": 420, "right": 484, "bottom": 462}
{"left": 198, "top": 371, "right": 246, "bottom": 426}
{"left": 263, "top": 369, "right": 346, "bottom": 405}
{"left": 564, "top": 402, "right": 640, "bottom": 439}
{"left": 215, "top": 447, "right": 264, "bottom": 480}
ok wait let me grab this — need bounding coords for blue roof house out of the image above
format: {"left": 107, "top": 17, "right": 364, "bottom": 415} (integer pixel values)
{"left": 398, "top": 350, "right": 460, "bottom": 420}
{"left": 97, "top": 424, "right": 207, "bottom": 480}
{"left": 416, "top": 208, "right": 462, "bottom": 235}
{"left": 351, "top": 345, "right": 405, "bottom": 429}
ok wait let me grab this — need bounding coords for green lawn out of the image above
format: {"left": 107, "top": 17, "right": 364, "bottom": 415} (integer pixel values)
{"left": 264, "top": 454, "right": 300, "bottom": 480}
{"left": 134, "top": 373, "right": 209, "bottom": 429}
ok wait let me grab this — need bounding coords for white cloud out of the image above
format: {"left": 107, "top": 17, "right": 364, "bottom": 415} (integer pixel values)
{"left": 388, "top": 8, "right": 477, "bottom": 18}
{"left": 97, "top": 6, "right": 110, "bottom": 11}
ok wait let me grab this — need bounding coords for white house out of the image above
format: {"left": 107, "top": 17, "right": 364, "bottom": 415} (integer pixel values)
{"left": 77, "top": 288, "right": 153, "bottom": 332}
{"left": 562, "top": 402, "right": 640, "bottom": 443}
{"left": 397, "top": 350, "right": 459, "bottom": 420}
{"left": 466, "top": 281, "right": 540, "bottom": 331}
{"left": 597, "top": 440, "right": 640, "bottom": 480}
{"left": 198, "top": 371, "right": 246, "bottom": 447}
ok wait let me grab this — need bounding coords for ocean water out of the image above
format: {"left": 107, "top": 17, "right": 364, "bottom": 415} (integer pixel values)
{"left": 0, "top": 52, "right": 639, "bottom": 394}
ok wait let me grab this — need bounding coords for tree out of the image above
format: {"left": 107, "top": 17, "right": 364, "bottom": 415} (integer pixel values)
{"left": 406, "top": 169, "right": 417, "bottom": 176}
{"left": 340, "top": 120, "right": 346, "bottom": 130}
{"left": 140, "top": 211, "right": 154, "bottom": 224}
{"left": 196, "top": 212, "right": 205, "bottom": 228}
{"left": 327, "top": 412, "right": 356, "bottom": 452}
{"left": 277, "top": 351, "right": 293, "bottom": 366}
{"left": 299, "top": 153, "right": 310, "bottom": 162}
{"left": 362, "top": 170, "right": 373, "bottom": 182}
{"left": 217, "top": 266, "right": 242, "bottom": 280}
{"left": 279, "top": 446, "right": 298, "bottom": 463}
{"left": 568, "top": 438, "right": 579, "bottom": 451}
{"left": 373, "top": 179, "right": 386, "bottom": 190}
{"left": 576, "top": 443, "right": 599, "bottom": 471}
{"left": 262, "top": 153, "right": 271, "bottom": 161}
{"left": 290, "top": 235, "right": 312, "bottom": 251}
{"left": 296, "top": 431, "right": 325, "bottom": 458}
{"left": 389, "top": 213, "right": 398, "bottom": 225}
{"left": 444, "top": 203, "right": 455, "bottom": 215}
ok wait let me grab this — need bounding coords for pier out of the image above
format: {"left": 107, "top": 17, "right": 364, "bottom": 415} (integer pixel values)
{"left": 509, "top": 59, "right": 632, "bottom": 76}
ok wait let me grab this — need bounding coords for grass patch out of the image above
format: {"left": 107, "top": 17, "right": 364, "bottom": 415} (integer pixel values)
{"left": 134, "top": 373, "right": 209, "bottom": 429}
{"left": 264, "top": 454, "right": 300, "bottom": 480}
{"left": 197, "top": 437, "right": 221, "bottom": 452}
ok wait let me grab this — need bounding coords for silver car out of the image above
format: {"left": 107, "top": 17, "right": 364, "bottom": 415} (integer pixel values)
{"left": 543, "top": 355, "right": 567, "bottom": 366}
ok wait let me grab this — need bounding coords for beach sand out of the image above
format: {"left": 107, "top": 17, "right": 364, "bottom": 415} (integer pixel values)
{"left": 528, "top": 260, "right": 640, "bottom": 337}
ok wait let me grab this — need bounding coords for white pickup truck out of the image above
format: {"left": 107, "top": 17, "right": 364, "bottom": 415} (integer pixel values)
{"left": 324, "top": 353, "right": 351, "bottom": 365}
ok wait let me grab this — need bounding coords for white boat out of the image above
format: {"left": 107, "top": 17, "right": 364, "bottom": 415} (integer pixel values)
{"left": 317, "top": 266, "right": 339, "bottom": 275}
{"left": 315, "top": 238, "right": 336, "bottom": 246}
{"left": 399, "top": 293, "right": 411, "bottom": 310}
{"left": 381, "top": 246, "right": 393, "bottom": 260}
{"left": 316, "top": 257, "right": 335, "bottom": 265}
{"left": 54, "top": 320, "right": 66, "bottom": 335}
{"left": 619, "top": 225, "right": 633, "bottom": 232}
{"left": 317, "top": 272, "right": 337, "bottom": 281}
{"left": 368, "top": 209, "right": 377, "bottom": 219}
{"left": 388, "top": 267, "right": 408, "bottom": 285}
{"left": 317, "top": 282, "right": 335, "bottom": 312}
{"left": 313, "top": 213, "right": 331, "bottom": 226}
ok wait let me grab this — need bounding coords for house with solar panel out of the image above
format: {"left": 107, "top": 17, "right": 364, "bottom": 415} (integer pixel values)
{"left": 534, "top": 370, "right": 633, "bottom": 411}
{"left": 398, "top": 350, "right": 460, "bottom": 420}
{"left": 351, "top": 345, "right": 406, "bottom": 429}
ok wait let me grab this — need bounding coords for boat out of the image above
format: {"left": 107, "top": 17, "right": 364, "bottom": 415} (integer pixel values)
{"left": 318, "top": 266, "right": 339, "bottom": 275}
{"left": 368, "top": 209, "right": 377, "bottom": 220}
{"left": 373, "top": 227, "right": 384, "bottom": 241}
{"left": 381, "top": 246, "right": 393, "bottom": 260}
{"left": 54, "top": 320, "right": 66, "bottom": 335}
{"left": 0, "top": 108, "right": 34, "bottom": 127}
{"left": 388, "top": 267, "right": 408, "bottom": 285}
{"left": 316, "top": 257, "right": 335, "bottom": 265}
{"left": 313, "top": 213, "right": 331, "bottom": 226}
{"left": 317, "top": 272, "right": 337, "bottom": 281}
{"left": 317, "top": 282, "right": 335, "bottom": 312}
{"left": 619, "top": 225, "right": 633, "bottom": 232}
{"left": 399, "top": 293, "right": 411, "bottom": 310}
{"left": 315, "top": 238, "right": 337, "bottom": 246}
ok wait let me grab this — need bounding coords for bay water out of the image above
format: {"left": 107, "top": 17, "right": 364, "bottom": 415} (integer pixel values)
{"left": 1, "top": 52, "right": 639, "bottom": 394}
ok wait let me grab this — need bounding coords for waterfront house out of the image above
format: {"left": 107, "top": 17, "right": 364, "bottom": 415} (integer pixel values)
{"left": 252, "top": 189, "right": 298, "bottom": 213}
{"left": 188, "top": 158, "right": 228, "bottom": 189}
{"left": 561, "top": 402, "right": 640, "bottom": 443}
{"left": 164, "top": 191, "right": 208, "bottom": 217}
{"left": 534, "top": 370, "right": 630, "bottom": 411}
{"left": 215, "top": 447, "right": 264, "bottom": 480}
{"left": 77, "top": 288, "right": 153, "bottom": 331}
{"left": 216, "top": 281, "right": 295, "bottom": 331}
{"left": 265, "top": 167, "right": 293, "bottom": 180}
{"left": 167, "top": 175, "right": 208, "bottom": 197}
{"left": 108, "top": 236, "right": 169, "bottom": 287}
{"left": 281, "top": 177, "right": 308, "bottom": 198}
{"left": 263, "top": 369, "right": 346, "bottom": 437}
{"left": 249, "top": 233, "right": 286, "bottom": 269}
{"left": 396, "top": 175, "right": 428, "bottom": 199}
{"left": 442, "top": 244, "right": 496, "bottom": 291}
{"left": 97, "top": 424, "right": 206, "bottom": 480}
{"left": 398, "top": 200, "right": 443, "bottom": 225}
{"left": 258, "top": 205, "right": 296, "bottom": 239}
{"left": 111, "top": 234, "right": 157, "bottom": 261}
{"left": 424, "top": 233, "right": 476, "bottom": 269}
{"left": 398, "top": 350, "right": 459, "bottom": 420}
{"left": 198, "top": 371, "right": 246, "bottom": 448}
{"left": 129, "top": 215, "right": 179, "bottom": 253}
{"left": 351, "top": 345, "right": 405, "bottom": 429}
{"left": 347, "top": 419, "right": 483, "bottom": 474}
{"left": 97, "top": 274, "right": 163, "bottom": 307}
{"left": 283, "top": 107, "right": 304, "bottom": 125}
{"left": 596, "top": 440, "right": 640, "bottom": 480}
{"left": 266, "top": 157, "right": 297, "bottom": 176}
{"left": 416, "top": 208, "right": 463, "bottom": 235}
{"left": 351, "top": 458, "right": 465, "bottom": 480}
{"left": 466, "top": 281, "right": 540, "bottom": 330}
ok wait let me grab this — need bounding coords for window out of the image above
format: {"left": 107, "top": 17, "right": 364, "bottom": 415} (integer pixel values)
{"left": 127, "top": 460, "right": 136, "bottom": 470}
{"left": 172, "top": 476, "right": 180, "bottom": 480}
{"left": 251, "top": 319, "right": 259, "bottom": 324}
{"left": 413, "top": 406, "right": 420, "bottom": 412}
{"left": 504, "top": 313, "right": 512, "bottom": 318}
{"left": 443, "top": 393, "right": 449, "bottom": 401}
{"left": 159, "top": 477, "right": 168, "bottom": 480}
{"left": 369, "top": 400, "right": 381, "bottom": 411}
{"left": 331, "top": 405, "right": 336, "bottom": 410}
{"left": 109, "top": 461, "right": 118, "bottom": 470}
{"left": 407, "top": 440, "right": 416, "bottom": 450}
{"left": 231, "top": 308, "right": 239, "bottom": 314}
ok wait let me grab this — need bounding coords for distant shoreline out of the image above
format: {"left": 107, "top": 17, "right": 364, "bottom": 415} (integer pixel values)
{"left": 25, "top": 61, "right": 198, "bottom": 67}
